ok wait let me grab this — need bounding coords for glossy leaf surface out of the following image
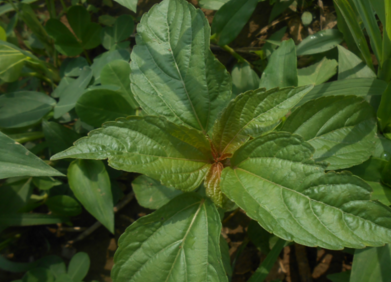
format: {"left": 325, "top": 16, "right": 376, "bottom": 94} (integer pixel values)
{"left": 296, "top": 29, "right": 343, "bottom": 56}
{"left": 281, "top": 96, "right": 377, "bottom": 170}
{"left": 76, "top": 88, "right": 135, "bottom": 127}
{"left": 259, "top": 39, "right": 297, "bottom": 90}
{"left": 131, "top": 0, "right": 231, "bottom": 133}
{"left": 132, "top": 175, "right": 182, "bottom": 210}
{"left": 68, "top": 160, "right": 114, "bottom": 233}
{"left": 0, "top": 91, "right": 56, "bottom": 128}
{"left": 53, "top": 116, "right": 213, "bottom": 192}
{"left": 298, "top": 57, "right": 338, "bottom": 86}
{"left": 212, "top": 85, "right": 313, "bottom": 156}
{"left": 0, "top": 132, "right": 63, "bottom": 179}
{"left": 221, "top": 132, "right": 391, "bottom": 249}
{"left": 211, "top": 0, "right": 258, "bottom": 46}
{"left": 111, "top": 193, "right": 227, "bottom": 282}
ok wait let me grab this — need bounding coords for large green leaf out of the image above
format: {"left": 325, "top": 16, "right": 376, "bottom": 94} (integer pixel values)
{"left": 281, "top": 96, "right": 377, "bottom": 170}
{"left": 350, "top": 245, "right": 391, "bottom": 282}
{"left": 111, "top": 193, "right": 227, "bottom": 282}
{"left": 211, "top": 85, "right": 313, "bottom": 156}
{"left": 337, "top": 45, "right": 376, "bottom": 80}
{"left": 100, "top": 60, "right": 138, "bottom": 108}
{"left": 211, "top": 0, "right": 258, "bottom": 46}
{"left": 333, "top": 0, "right": 374, "bottom": 70}
{"left": 68, "top": 160, "right": 114, "bottom": 233}
{"left": 221, "top": 132, "right": 391, "bottom": 249}
{"left": 259, "top": 39, "right": 297, "bottom": 90}
{"left": 130, "top": 0, "right": 231, "bottom": 133}
{"left": 52, "top": 116, "right": 213, "bottom": 191}
{"left": 132, "top": 175, "right": 182, "bottom": 209}
{"left": 0, "top": 91, "right": 56, "bottom": 128}
{"left": 76, "top": 88, "right": 135, "bottom": 127}
{"left": 0, "top": 40, "right": 28, "bottom": 82}
{"left": 0, "top": 132, "right": 64, "bottom": 179}
{"left": 231, "top": 62, "right": 259, "bottom": 96}
{"left": 297, "top": 57, "right": 338, "bottom": 86}
{"left": 296, "top": 29, "right": 343, "bottom": 56}
{"left": 298, "top": 78, "right": 388, "bottom": 106}
{"left": 42, "top": 121, "right": 81, "bottom": 154}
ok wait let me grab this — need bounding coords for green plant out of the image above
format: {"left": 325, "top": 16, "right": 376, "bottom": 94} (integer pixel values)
{"left": 38, "top": 0, "right": 391, "bottom": 281}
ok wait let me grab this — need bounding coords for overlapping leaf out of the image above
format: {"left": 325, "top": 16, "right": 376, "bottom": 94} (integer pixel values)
{"left": 111, "top": 193, "right": 227, "bottom": 282}
{"left": 221, "top": 132, "right": 391, "bottom": 249}
{"left": 52, "top": 116, "right": 213, "bottom": 191}
{"left": 130, "top": 0, "right": 231, "bottom": 133}
{"left": 281, "top": 96, "right": 377, "bottom": 170}
{"left": 211, "top": 85, "right": 313, "bottom": 156}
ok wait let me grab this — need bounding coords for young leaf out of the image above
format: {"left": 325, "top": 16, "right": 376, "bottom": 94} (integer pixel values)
{"left": 100, "top": 60, "right": 138, "bottom": 108}
{"left": 113, "top": 0, "right": 138, "bottom": 12}
{"left": 132, "top": 175, "right": 182, "bottom": 210}
{"left": 259, "top": 39, "right": 297, "bottom": 90}
{"left": 68, "top": 160, "right": 114, "bottom": 233}
{"left": 221, "top": 132, "right": 391, "bottom": 249}
{"left": 337, "top": 45, "right": 376, "bottom": 80}
{"left": 67, "top": 252, "right": 90, "bottom": 281}
{"left": 131, "top": 0, "right": 232, "bottom": 133}
{"left": 281, "top": 96, "right": 377, "bottom": 170}
{"left": 42, "top": 121, "right": 81, "bottom": 154}
{"left": 0, "top": 132, "right": 64, "bottom": 179}
{"left": 75, "top": 88, "right": 135, "bottom": 127}
{"left": 231, "top": 62, "right": 259, "bottom": 96}
{"left": 32, "top": 177, "right": 62, "bottom": 191}
{"left": 296, "top": 29, "right": 344, "bottom": 56}
{"left": 111, "top": 193, "right": 227, "bottom": 282}
{"left": 211, "top": 85, "right": 313, "bottom": 156}
{"left": 52, "top": 116, "right": 213, "bottom": 192}
{"left": 91, "top": 49, "right": 130, "bottom": 84}
{"left": 333, "top": 0, "right": 374, "bottom": 70}
{"left": 350, "top": 245, "right": 391, "bottom": 282}
{"left": 0, "top": 91, "right": 56, "bottom": 128}
{"left": 211, "top": 0, "right": 258, "bottom": 46}
{"left": 297, "top": 57, "right": 338, "bottom": 86}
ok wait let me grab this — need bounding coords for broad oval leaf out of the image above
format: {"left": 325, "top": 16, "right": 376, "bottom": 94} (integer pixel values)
{"left": 259, "top": 39, "right": 298, "bottom": 90}
{"left": 52, "top": 116, "right": 213, "bottom": 192}
{"left": 231, "top": 62, "right": 259, "bottom": 96}
{"left": 68, "top": 252, "right": 90, "bottom": 281}
{"left": 76, "top": 88, "right": 135, "bottom": 127}
{"left": 211, "top": 85, "right": 313, "bottom": 156}
{"left": 221, "top": 132, "right": 391, "bottom": 249}
{"left": 296, "top": 29, "right": 344, "bottom": 56}
{"left": 111, "top": 193, "right": 227, "bottom": 282}
{"left": 100, "top": 60, "right": 138, "bottom": 108}
{"left": 131, "top": 0, "right": 232, "bottom": 133}
{"left": 281, "top": 96, "right": 377, "bottom": 170}
{"left": 68, "top": 160, "right": 114, "bottom": 233}
{"left": 0, "top": 132, "right": 64, "bottom": 179}
{"left": 45, "top": 195, "right": 82, "bottom": 216}
{"left": 211, "top": 0, "right": 258, "bottom": 46}
{"left": 91, "top": 49, "right": 130, "bottom": 85}
{"left": 132, "top": 175, "right": 182, "bottom": 210}
{"left": 0, "top": 91, "right": 56, "bottom": 128}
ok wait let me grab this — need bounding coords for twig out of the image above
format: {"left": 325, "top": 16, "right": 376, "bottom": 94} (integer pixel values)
{"left": 257, "top": 15, "right": 291, "bottom": 37}
{"left": 66, "top": 192, "right": 134, "bottom": 245}
{"left": 59, "top": 227, "right": 87, "bottom": 232}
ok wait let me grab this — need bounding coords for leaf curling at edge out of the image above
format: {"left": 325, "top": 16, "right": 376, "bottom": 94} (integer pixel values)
{"left": 51, "top": 116, "right": 213, "bottom": 192}
{"left": 220, "top": 131, "right": 391, "bottom": 250}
